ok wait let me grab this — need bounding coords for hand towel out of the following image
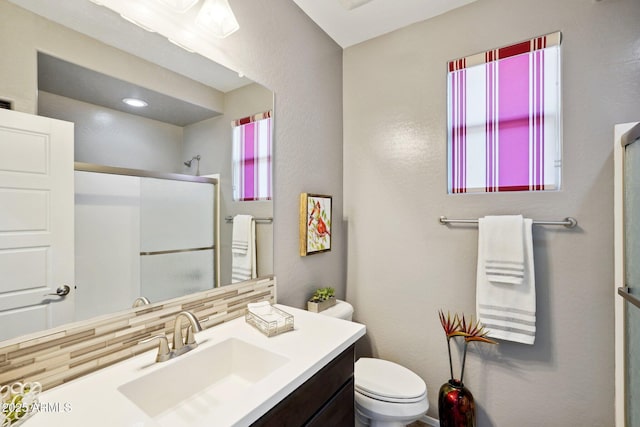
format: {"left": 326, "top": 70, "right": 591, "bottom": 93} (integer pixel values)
{"left": 482, "top": 215, "right": 525, "bottom": 285}
{"left": 232, "top": 214, "right": 252, "bottom": 255}
{"left": 232, "top": 215, "right": 256, "bottom": 283}
{"left": 476, "top": 217, "right": 536, "bottom": 345}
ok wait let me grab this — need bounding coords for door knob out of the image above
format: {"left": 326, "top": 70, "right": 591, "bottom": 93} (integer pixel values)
{"left": 45, "top": 285, "right": 71, "bottom": 297}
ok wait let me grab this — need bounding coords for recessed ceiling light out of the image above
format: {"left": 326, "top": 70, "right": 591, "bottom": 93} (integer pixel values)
{"left": 122, "top": 98, "right": 148, "bottom": 108}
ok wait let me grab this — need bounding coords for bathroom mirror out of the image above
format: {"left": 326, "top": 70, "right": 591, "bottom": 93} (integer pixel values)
{"left": 0, "top": 0, "right": 274, "bottom": 342}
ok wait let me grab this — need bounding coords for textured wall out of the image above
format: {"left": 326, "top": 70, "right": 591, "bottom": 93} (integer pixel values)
{"left": 214, "top": 0, "right": 346, "bottom": 305}
{"left": 38, "top": 91, "right": 184, "bottom": 173}
{"left": 344, "top": 0, "right": 640, "bottom": 425}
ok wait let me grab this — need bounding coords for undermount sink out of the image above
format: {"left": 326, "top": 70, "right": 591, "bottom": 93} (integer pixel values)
{"left": 118, "top": 338, "right": 290, "bottom": 418}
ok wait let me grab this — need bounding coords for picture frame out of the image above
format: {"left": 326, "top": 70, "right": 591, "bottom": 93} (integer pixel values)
{"left": 299, "top": 193, "right": 332, "bottom": 256}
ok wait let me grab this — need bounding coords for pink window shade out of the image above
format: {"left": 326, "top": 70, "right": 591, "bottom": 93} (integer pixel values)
{"left": 447, "top": 32, "right": 562, "bottom": 194}
{"left": 232, "top": 111, "right": 272, "bottom": 201}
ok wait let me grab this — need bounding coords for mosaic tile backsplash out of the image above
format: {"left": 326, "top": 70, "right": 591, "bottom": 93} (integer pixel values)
{"left": 0, "top": 276, "right": 276, "bottom": 390}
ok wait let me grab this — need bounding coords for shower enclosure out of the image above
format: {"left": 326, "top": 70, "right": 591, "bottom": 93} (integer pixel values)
{"left": 616, "top": 122, "right": 640, "bottom": 427}
{"left": 74, "top": 162, "right": 219, "bottom": 321}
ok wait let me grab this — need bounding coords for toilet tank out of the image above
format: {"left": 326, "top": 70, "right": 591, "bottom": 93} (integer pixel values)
{"left": 318, "top": 300, "right": 353, "bottom": 321}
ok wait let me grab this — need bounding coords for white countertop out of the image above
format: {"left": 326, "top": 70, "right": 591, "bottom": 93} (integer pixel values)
{"left": 23, "top": 305, "right": 365, "bottom": 427}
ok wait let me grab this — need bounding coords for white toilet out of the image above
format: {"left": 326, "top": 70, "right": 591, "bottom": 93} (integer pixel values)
{"left": 318, "top": 300, "right": 429, "bottom": 427}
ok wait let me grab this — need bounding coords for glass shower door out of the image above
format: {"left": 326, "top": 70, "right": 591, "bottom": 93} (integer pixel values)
{"left": 623, "top": 135, "right": 640, "bottom": 427}
{"left": 140, "top": 177, "right": 216, "bottom": 302}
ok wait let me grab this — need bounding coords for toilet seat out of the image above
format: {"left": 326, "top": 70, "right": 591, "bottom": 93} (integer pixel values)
{"left": 355, "top": 358, "right": 427, "bottom": 404}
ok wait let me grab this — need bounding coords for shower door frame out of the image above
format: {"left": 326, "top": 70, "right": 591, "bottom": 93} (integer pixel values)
{"left": 74, "top": 161, "right": 221, "bottom": 288}
{"left": 614, "top": 121, "right": 640, "bottom": 427}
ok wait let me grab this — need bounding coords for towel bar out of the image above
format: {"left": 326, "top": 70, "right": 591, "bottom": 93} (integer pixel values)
{"left": 225, "top": 216, "right": 273, "bottom": 223}
{"left": 618, "top": 287, "right": 640, "bottom": 310}
{"left": 439, "top": 216, "right": 578, "bottom": 228}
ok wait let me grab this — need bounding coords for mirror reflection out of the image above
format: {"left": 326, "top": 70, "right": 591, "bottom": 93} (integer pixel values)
{"left": 0, "top": 0, "right": 274, "bottom": 342}
{"left": 73, "top": 166, "right": 219, "bottom": 322}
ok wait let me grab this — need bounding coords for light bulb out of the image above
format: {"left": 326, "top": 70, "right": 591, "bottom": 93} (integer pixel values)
{"left": 122, "top": 98, "right": 148, "bottom": 108}
{"left": 195, "top": 0, "right": 239, "bottom": 38}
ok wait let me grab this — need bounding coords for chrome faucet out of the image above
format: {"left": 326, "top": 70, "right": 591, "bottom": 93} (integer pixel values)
{"left": 132, "top": 296, "right": 150, "bottom": 308}
{"left": 140, "top": 311, "right": 204, "bottom": 363}
{"left": 172, "top": 311, "right": 203, "bottom": 357}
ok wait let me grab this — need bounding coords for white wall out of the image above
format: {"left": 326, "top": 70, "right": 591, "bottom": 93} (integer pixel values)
{"left": 344, "top": 0, "right": 640, "bottom": 425}
{"left": 39, "top": 91, "right": 184, "bottom": 172}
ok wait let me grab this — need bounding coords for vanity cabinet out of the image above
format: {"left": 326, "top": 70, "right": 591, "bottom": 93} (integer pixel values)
{"left": 253, "top": 344, "right": 355, "bottom": 427}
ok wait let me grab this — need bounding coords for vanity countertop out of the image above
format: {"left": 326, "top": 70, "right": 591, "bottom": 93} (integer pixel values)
{"left": 23, "top": 305, "right": 365, "bottom": 427}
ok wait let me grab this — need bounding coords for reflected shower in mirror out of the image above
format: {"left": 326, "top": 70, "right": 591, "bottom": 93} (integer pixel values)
{"left": 0, "top": 0, "right": 273, "bottom": 343}
{"left": 73, "top": 164, "right": 219, "bottom": 322}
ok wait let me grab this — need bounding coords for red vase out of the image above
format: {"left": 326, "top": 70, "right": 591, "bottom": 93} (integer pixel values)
{"left": 438, "top": 379, "right": 476, "bottom": 427}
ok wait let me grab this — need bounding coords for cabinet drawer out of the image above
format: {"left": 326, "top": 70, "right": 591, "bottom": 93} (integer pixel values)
{"left": 253, "top": 344, "right": 355, "bottom": 427}
{"left": 306, "top": 377, "right": 354, "bottom": 427}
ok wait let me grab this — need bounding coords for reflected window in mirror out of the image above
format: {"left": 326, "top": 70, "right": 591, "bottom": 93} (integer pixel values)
{"left": 232, "top": 111, "right": 273, "bottom": 201}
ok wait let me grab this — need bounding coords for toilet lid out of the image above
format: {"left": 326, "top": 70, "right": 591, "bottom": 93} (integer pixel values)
{"left": 355, "top": 358, "right": 427, "bottom": 403}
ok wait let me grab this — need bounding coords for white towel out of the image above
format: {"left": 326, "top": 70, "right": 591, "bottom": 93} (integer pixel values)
{"left": 232, "top": 215, "right": 256, "bottom": 283}
{"left": 476, "top": 216, "right": 536, "bottom": 345}
{"left": 482, "top": 215, "right": 525, "bottom": 285}
{"left": 232, "top": 214, "right": 252, "bottom": 255}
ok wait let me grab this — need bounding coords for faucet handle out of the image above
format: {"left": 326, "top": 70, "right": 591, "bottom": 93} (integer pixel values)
{"left": 185, "top": 317, "right": 208, "bottom": 345}
{"left": 140, "top": 334, "right": 171, "bottom": 362}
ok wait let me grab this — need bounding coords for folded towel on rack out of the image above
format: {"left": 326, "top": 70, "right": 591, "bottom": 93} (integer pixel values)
{"left": 481, "top": 215, "right": 525, "bottom": 285}
{"left": 232, "top": 215, "right": 253, "bottom": 255}
{"left": 476, "top": 216, "right": 536, "bottom": 345}
{"left": 232, "top": 215, "right": 256, "bottom": 283}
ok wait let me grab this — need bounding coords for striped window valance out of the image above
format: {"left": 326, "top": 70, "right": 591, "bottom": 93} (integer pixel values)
{"left": 232, "top": 111, "right": 272, "bottom": 201}
{"left": 231, "top": 110, "right": 272, "bottom": 127}
{"left": 447, "top": 32, "right": 562, "bottom": 193}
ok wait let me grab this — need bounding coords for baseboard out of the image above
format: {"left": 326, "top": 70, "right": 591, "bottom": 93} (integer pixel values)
{"left": 422, "top": 414, "right": 440, "bottom": 426}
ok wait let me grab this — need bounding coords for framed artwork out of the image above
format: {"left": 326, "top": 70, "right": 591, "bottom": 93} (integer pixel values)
{"left": 299, "top": 193, "right": 332, "bottom": 256}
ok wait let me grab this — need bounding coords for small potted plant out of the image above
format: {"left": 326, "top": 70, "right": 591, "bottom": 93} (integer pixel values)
{"left": 307, "top": 287, "right": 336, "bottom": 313}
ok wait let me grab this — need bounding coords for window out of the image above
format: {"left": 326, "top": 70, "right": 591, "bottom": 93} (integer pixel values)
{"left": 447, "top": 32, "right": 562, "bottom": 193}
{"left": 232, "top": 111, "right": 272, "bottom": 201}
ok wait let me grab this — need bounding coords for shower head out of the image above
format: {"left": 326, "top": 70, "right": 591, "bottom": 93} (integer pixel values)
{"left": 184, "top": 155, "right": 201, "bottom": 176}
{"left": 184, "top": 155, "right": 201, "bottom": 167}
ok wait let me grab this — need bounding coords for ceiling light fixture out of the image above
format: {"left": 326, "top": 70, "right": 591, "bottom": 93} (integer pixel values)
{"left": 156, "top": 0, "right": 199, "bottom": 13}
{"left": 195, "top": 0, "right": 239, "bottom": 38}
{"left": 122, "top": 98, "right": 149, "bottom": 108}
{"left": 89, "top": 0, "right": 241, "bottom": 52}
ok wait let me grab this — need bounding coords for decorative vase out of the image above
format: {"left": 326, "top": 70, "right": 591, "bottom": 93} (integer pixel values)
{"left": 438, "top": 379, "right": 476, "bottom": 427}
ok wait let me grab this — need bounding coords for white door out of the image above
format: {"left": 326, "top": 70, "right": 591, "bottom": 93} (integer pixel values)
{"left": 0, "top": 109, "right": 74, "bottom": 342}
